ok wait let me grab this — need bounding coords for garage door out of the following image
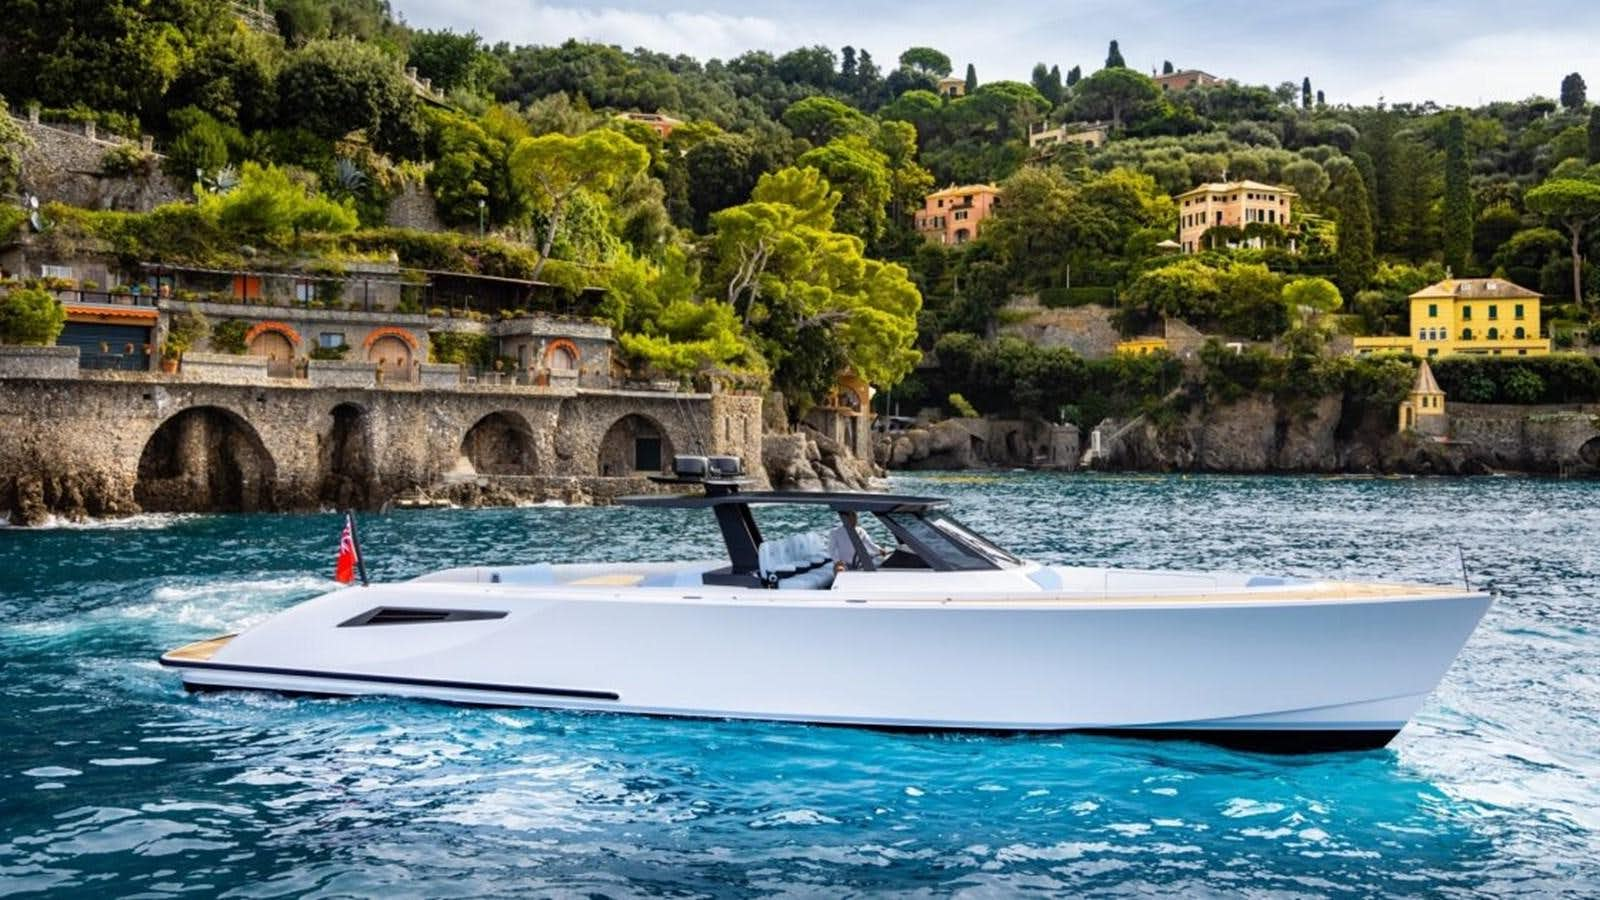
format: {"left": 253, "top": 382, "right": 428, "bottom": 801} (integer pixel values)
{"left": 58, "top": 322, "right": 152, "bottom": 371}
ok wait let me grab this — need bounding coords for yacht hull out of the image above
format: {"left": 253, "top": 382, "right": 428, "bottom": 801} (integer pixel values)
{"left": 162, "top": 577, "right": 1489, "bottom": 753}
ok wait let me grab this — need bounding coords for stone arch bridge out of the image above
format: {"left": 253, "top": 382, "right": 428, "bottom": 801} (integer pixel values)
{"left": 0, "top": 378, "right": 762, "bottom": 522}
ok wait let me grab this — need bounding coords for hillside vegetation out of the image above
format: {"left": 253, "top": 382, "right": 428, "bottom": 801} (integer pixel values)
{"left": 1, "top": 0, "right": 1596, "bottom": 418}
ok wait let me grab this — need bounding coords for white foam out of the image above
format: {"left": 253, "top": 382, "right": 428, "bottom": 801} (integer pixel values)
{"left": 127, "top": 575, "right": 334, "bottom": 631}
{"left": 1, "top": 512, "right": 205, "bottom": 531}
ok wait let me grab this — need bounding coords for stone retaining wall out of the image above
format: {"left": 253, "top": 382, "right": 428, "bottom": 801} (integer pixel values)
{"left": 13, "top": 114, "right": 186, "bottom": 212}
{"left": 306, "top": 359, "right": 377, "bottom": 388}
{"left": 0, "top": 346, "right": 80, "bottom": 380}
{"left": 0, "top": 378, "right": 765, "bottom": 524}
{"left": 180, "top": 353, "right": 267, "bottom": 384}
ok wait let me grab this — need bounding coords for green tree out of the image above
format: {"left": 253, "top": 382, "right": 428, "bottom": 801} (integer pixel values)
{"left": 508, "top": 129, "right": 649, "bottom": 280}
{"left": 198, "top": 162, "right": 358, "bottom": 246}
{"left": 797, "top": 137, "right": 892, "bottom": 243}
{"left": 408, "top": 29, "right": 507, "bottom": 97}
{"left": 1301, "top": 77, "right": 1312, "bottom": 110}
{"left": 964, "top": 63, "right": 978, "bottom": 94}
{"left": 1066, "top": 65, "right": 1082, "bottom": 86}
{"left": 1163, "top": 60, "right": 1175, "bottom": 75}
{"left": 1525, "top": 176, "right": 1600, "bottom": 305}
{"left": 1442, "top": 113, "right": 1473, "bottom": 275}
{"left": 0, "top": 97, "right": 28, "bottom": 196}
{"left": 898, "top": 47, "right": 952, "bottom": 78}
{"left": 1589, "top": 107, "right": 1600, "bottom": 165}
{"left": 685, "top": 132, "right": 761, "bottom": 232}
{"left": 781, "top": 96, "right": 871, "bottom": 146}
{"left": 1561, "top": 72, "right": 1587, "bottom": 111}
{"left": 1283, "top": 276, "right": 1342, "bottom": 315}
{"left": 1071, "top": 67, "right": 1159, "bottom": 131}
{"left": 1333, "top": 167, "right": 1376, "bottom": 298}
{"left": 0, "top": 288, "right": 66, "bottom": 346}
{"left": 276, "top": 39, "right": 423, "bottom": 157}
{"left": 1105, "top": 40, "right": 1125, "bottom": 69}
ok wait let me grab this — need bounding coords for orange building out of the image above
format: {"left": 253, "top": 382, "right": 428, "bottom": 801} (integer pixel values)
{"left": 616, "top": 111, "right": 683, "bottom": 138}
{"left": 1153, "top": 69, "right": 1223, "bottom": 92}
{"left": 915, "top": 184, "right": 1001, "bottom": 246}
{"left": 1175, "top": 180, "right": 1297, "bottom": 253}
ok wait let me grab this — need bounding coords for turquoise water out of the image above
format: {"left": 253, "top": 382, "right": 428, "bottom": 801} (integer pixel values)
{"left": 2, "top": 473, "right": 1599, "bottom": 897}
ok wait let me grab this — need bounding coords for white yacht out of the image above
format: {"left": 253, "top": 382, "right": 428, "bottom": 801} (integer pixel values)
{"left": 161, "top": 456, "right": 1492, "bottom": 753}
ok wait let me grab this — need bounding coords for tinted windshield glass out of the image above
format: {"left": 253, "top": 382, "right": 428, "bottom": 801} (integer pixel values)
{"left": 879, "top": 511, "right": 1021, "bottom": 571}
{"left": 924, "top": 511, "right": 1022, "bottom": 567}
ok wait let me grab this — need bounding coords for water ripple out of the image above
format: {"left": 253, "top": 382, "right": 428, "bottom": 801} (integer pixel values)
{"left": 1, "top": 473, "right": 1598, "bottom": 895}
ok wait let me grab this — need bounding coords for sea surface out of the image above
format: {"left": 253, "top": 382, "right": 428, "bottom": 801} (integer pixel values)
{"left": 2, "top": 473, "right": 1598, "bottom": 898}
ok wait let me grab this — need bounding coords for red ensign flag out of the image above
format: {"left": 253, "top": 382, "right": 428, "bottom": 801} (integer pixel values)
{"left": 335, "top": 514, "right": 359, "bottom": 584}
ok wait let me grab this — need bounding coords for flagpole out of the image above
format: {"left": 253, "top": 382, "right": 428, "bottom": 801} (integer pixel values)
{"left": 346, "top": 510, "right": 370, "bottom": 586}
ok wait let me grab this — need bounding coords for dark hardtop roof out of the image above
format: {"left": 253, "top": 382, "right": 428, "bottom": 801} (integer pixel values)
{"left": 619, "top": 489, "right": 948, "bottom": 513}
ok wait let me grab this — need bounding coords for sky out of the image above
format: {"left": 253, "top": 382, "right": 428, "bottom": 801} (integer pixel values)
{"left": 390, "top": 0, "right": 1599, "bottom": 108}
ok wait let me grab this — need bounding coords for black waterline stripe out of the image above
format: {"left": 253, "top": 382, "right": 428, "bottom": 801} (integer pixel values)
{"left": 159, "top": 657, "right": 619, "bottom": 701}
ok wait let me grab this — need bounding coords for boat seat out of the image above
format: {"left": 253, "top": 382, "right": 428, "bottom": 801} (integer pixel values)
{"left": 759, "top": 534, "right": 834, "bottom": 588}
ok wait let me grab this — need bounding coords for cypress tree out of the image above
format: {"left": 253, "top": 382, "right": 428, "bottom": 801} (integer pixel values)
{"left": 1301, "top": 77, "right": 1312, "bottom": 110}
{"left": 1316, "top": 89, "right": 1325, "bottom": 107}
{"left": 1030, "top": 62, "right": 1049, "bottom": 98}
{"left": 1335, "top": 167, "right": 1377, "bottom": 298}
{"left": 1066, "top": 65, "right": 1082, "bottom": 86}
{"left": 1047, "top": 64, "right": 1063, "bottom": 103}
{"left": 1560, "top": 72, "right": 1587, "bottom": 110}
{"left": 1442, "top": 113, "right": 1473, "bottom": 275}
{"left": 964, "top": 63, "right": 977, "bottom": 94}
{"left": 1588, "top": 107, "right": 1600, "bottom": 165}
{"left": 1105, "top": 41, "right": 1125, "bottom": 69}
{"left": 1162, "top": 60, "right": 1174, "bottom": 75}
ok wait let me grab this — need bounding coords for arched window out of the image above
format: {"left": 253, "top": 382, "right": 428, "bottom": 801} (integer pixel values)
{"left": 1487, "top": 327, "right": 1499, "bottom": 340}
{"left": 1461, "top": 328, "right": 1474, "bottom": 340}
{"left": 1514, "top": 326, "right": 1526, "bottom": 339}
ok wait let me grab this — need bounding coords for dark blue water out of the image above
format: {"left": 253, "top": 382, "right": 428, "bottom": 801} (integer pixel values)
{"left": 3, "top": 474, "right": 1598, "bottom": 897}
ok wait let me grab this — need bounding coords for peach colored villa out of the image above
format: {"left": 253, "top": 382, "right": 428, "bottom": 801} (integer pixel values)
{"left": 915, "top": 184, "right": 1001, "bottom": 246}
{"left": 1175, "top": 180, "right": 1297, "bottom": 253}
{"left": 1153, "top": 69, "right": 1223, "bottom": 92}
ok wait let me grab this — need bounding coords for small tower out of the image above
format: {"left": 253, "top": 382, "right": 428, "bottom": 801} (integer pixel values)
{"left": 1399, "top": 359, "right": 1447, "bottom": 435}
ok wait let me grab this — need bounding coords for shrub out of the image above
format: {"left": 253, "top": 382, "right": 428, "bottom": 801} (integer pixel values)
{"left": 0, "top": 288, "right": 67, "bottom": 345}
{"left": 947, "top": 392, "right": 979, "bottom": 418}
{"left": 309, "top": 343, "right": 350, "bottom": 360}
{"left": 163, "top": 308, "right": 209, "bottom": 359}
{"left": 1501, "top": 367, "right": 1545, "bottom": 404}
{"left": 210, "top": 319, "right": 250, "bottom": 354}
{"left": 100, "top": 143, "right": 159, "bottom": 178}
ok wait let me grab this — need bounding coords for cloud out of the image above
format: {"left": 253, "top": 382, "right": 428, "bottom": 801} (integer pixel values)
{"left": 393, "top": 0, "right": 1593, "bottom": 106}
{"left": 398, "top": 0, "right": 790, "bottom": 60}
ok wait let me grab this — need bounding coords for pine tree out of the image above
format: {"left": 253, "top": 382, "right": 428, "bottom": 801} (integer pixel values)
{"left": 1334, "top": 167, "right": 1377, "bottom": 298}
{"left": 1105, "top": 40, "right": 1125, "bottom": 69}
{"left": 964, "top": 63, "right": 977, "bottom": 94}
{"left": 1560, "top": 72, "right": 1587, "bottom": 110}
{"left": 1066, "top": 65, "right": 1082, "bottom": 86}
{"left": 1442, "top": 113, "right": 1473, "bottom": 275}
{"left": 1301, "top": 77, "right": 1312, "bottom": 110}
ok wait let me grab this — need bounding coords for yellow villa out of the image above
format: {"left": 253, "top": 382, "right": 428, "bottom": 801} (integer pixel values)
{"left": 1353, "top": 277, "right": 1549, "bottom": 358}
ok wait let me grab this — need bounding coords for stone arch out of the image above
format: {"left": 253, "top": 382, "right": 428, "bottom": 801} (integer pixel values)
{"left": 135, "top": 406, "right": 277, "bottom": 513}
{"left": 1579, "top": 436, "right": 1600, "bottom": 468}
{"left": 598, "top": 414, "right": 674, "bottom": 476}
{"left": 461, "top": 411, "right": 538, "bottom": 475}
{"left": 544, "top": 338, "right": 580, "bottom": 372}
{"left": 367, "top": 335, "right": 414, "bottom": 368}
{"left": 318, "top": 402, "right": 377, "bottom": 508}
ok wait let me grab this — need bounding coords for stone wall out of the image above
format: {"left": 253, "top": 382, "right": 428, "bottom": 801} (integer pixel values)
{"left": 384, "top": 179, "right": 446, "bottom": 233}
{"left": 13, "top": 114, "right": 186, "bottom": 212}
{"left": 0, "top": 378, "right": 764, "bottom": 524}
{"left": 0, "top": 346, "right": 80, "bottom": 379}
{"left": 996, "top": 300, "right": 1122, "bottom": 359}
{"left": 877, "top": 418, "right": 1080, "bottom": 471}
{"left": 180, "top": 353, "right": 268, "bottom": 385}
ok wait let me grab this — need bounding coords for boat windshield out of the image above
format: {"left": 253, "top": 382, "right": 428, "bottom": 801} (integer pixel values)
{"left": 879, "top": 510, "right": 1022, "bottom": 571}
